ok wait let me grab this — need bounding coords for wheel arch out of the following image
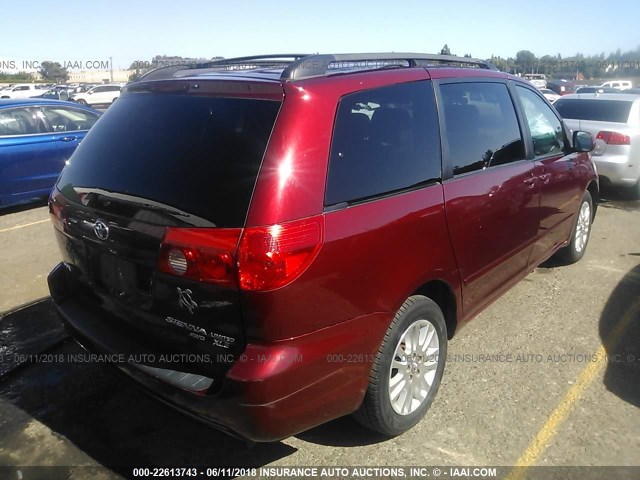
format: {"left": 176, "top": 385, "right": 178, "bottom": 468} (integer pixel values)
{"left": 412, "top": 279, "right": 458, "bottom": 339}
{"left": 587, "top": 180, "right": 599, "bottom": 220}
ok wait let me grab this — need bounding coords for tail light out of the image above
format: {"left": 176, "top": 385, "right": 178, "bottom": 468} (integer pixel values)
{"left": 158, "top": 228, "right": 242, "bottom": 286}
{"left": 49, "top": 193, "right": 66, "bottom": 231}
{"left": 596, "top": 131, "right": 631, "bottom": 145}
{"left": 158, "top": 215, "right": 324, "bottom": 291}
{"left": 237, "top": 215, "right": 323, "bottom": 291}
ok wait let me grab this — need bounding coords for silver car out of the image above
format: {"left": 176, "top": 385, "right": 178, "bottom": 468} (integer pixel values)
{"left": 554, "top": 93, "right": 640, "bottom": 197}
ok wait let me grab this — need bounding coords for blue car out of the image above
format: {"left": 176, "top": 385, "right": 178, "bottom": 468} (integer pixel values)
{"left": 0, "top": 99, "right": 101, "bottom": 208}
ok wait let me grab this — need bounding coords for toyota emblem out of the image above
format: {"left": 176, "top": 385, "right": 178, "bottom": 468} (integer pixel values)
{"left": 93, "top": 219, "right": 109, "bottom": 240}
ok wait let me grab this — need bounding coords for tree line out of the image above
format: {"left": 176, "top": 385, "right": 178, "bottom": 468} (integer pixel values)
{"left": 490, "top": 47, "right": 640, "bottom": 79}
{"left": 3, "top": 48, "right": 640, "bottom": 84}
{"left": 441, "top": 45, "right": 640, "bottom": 79}
{"left": 0, "top": 61, "right": 69, "bottom": 83}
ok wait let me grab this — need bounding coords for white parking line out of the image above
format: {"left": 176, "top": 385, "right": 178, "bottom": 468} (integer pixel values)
{"left": 0, "top": 219, "right": 49, "bottom": 234}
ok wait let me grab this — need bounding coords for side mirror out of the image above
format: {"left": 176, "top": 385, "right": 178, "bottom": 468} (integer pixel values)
{"left": 87, "top": 91, "right": 93, "bottom": 95}
{"left": 573, "top": 130, "right": 594, "bottom": 152}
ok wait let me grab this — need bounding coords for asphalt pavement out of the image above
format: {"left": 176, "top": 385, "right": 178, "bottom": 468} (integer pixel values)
{"left": 0, "top": 190, "right": 638, "bottom": 479}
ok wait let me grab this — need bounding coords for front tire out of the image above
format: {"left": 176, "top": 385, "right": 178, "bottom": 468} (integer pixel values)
{"left": 556, "top": 190, "right": 593, "bottom": 264}
{"left": 354, "top": 295, "right": 447, "bottom": 436}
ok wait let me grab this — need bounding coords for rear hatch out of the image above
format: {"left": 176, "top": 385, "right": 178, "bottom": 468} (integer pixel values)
{"left": 49, "top": 81, "right": 282, "bottom": 384}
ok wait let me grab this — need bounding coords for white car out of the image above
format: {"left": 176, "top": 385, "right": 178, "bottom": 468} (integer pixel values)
{"left": 0, "top": 84, "right": 47, "bottom": 99}
{"left": 524, "top": 74, "right": 547, "bottom": 89}
{"left": 600, "top": 80, "right": 633, "bottom": 91}
{"left": 554, "top": 93, "right": 640, "bottom": 197}
{"left": 539, "top": 88, "right": 561, "bottom": 103}
{"left": 71, "top": 84, "right": 122, "bottom": 106}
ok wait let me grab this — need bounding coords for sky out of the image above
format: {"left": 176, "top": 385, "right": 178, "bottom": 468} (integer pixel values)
{"left": 1, "top": 0, "right": 639, "bottom": 71}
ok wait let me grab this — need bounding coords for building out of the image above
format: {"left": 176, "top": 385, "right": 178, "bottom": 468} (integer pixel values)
{"left": 67, "top": 69, "right": 133, "bottom": 83}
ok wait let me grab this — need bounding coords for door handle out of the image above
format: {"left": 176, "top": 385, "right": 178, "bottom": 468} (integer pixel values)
{"left": 58, "top": 136, "right": 77, "bottom": 142}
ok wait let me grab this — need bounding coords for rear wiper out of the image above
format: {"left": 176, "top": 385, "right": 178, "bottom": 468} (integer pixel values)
{"left": 69, "top": 188, "right": 214, "bottom": 225}
{"left": 138, "top": 201, "right": 190, "bottom": 218}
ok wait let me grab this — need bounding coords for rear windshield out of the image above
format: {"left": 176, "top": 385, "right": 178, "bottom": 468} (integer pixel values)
{"left": 57, "top": 92, "right": 281, "bottom": 227}
{"left": 554, "top": 99, "right": 632, "bottom": 123}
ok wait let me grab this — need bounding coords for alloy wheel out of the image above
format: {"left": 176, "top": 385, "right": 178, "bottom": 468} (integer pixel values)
{"left": 575, "top": 201, "right": 591, "bottom": 253}
{"left": 388, "top": 319, "right": 440, "bottom": 415}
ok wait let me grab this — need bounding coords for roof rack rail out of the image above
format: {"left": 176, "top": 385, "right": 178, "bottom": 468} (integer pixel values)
{"left": 281, "top": 53, "right": 497, "bottom": 80}
{"left": 134, "top": 53, "right": 497, "bottom": 82}
{"left": 136, "top": 54, "right": 310, "bottom": 82}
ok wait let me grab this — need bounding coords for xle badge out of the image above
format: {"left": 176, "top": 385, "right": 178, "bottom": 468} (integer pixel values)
{"left": 177, "top": 287, "right": 198, "bottom": 314}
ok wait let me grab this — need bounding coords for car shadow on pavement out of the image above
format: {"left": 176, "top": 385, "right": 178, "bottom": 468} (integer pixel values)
{"left": 295, "top": 415, "right": 390, "bottom": 447}
{"left": 599, "top": 264, "right": 640, "bottom": 407}
{"left": 0, "top": 303, "right": 296, "bottom": 476}
{"left": 599, "top": 185, "right": 640, "bottom": 212}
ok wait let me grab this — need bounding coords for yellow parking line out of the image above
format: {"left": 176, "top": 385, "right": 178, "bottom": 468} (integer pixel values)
{"left": 0, "top": 219, "right": 49, "bottom": 234}
{"left": 506, "top": 296, "right": 640, "bottom": 480}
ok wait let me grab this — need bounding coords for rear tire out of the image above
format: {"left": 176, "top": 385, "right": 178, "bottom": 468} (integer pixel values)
{"left": 76, "top": 99, "right": 87, "bottom": 106}
{"left": 555, "top": 190, "right": 593, "bottom": 265}
{"left": 353, "top": 295, "right": 447, "bottom": 436}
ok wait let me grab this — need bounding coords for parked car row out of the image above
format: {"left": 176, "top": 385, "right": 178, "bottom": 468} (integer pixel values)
{"left": 575, "top": 86, "right": 620, "bottom": 94}
{"left": 0, "top": 84, "right": 49, "bottom": 99}
{"left": 0, "top": 83, "right": 125, "bottom": 106}
{"left": 535, "top": 79, "right": 634, "bottom": 98}
{"left": 69, "top": 84, "right": 123, "bottom": 106}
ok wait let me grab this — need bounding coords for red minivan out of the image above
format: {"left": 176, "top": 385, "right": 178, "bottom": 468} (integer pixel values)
{"left": 47, "top": 53, "right": 598, "bottom": 441}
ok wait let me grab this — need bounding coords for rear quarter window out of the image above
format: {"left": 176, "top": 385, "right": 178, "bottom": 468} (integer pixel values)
{"left": 325, "top": 81, "right": 441, "bottom": 206}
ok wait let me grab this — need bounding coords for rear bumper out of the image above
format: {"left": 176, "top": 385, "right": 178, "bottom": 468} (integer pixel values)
{"left": 593, "top": 154, "right": 639, "bottom": 187}
{"left": 48, "top": 262, "right": 388, "bottom": 441}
